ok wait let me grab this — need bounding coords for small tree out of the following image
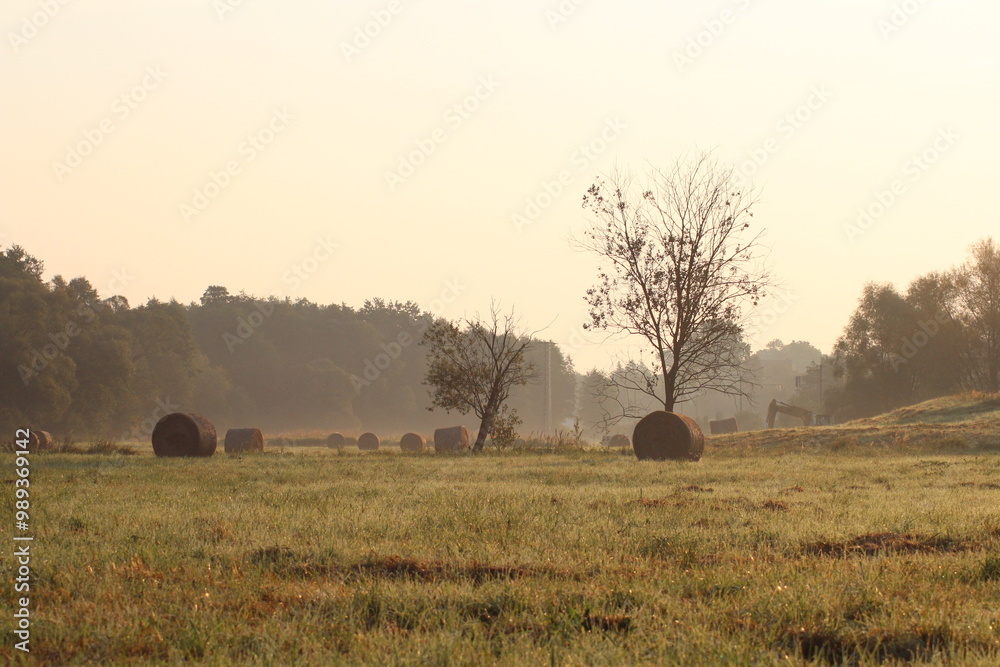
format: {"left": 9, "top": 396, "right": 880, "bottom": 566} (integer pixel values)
{"left": 832, "top": 282, "right": 920, "bottom": 417}
{"left": 423, "top": 304, "right": 539, "bottom": 451}
{"left": 575, "top": 152, "right": 771, "bottom": 421}
{"left": 487, "top": 404, "right": 522, "bottom": 450}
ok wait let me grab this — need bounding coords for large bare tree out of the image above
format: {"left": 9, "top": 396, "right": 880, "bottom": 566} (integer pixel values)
{"left": 575, "top": 152, "right": 771, "bottom": 420}
{"left": 423, "top": 304, "right": 539, "bottom": 451}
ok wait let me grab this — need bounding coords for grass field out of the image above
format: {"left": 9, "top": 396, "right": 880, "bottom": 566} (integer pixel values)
{"left": 3, "top": 395, "right": 1000, "bottom": 665}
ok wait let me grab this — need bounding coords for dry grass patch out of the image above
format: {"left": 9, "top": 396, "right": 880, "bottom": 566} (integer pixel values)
{"left": 352, "top": 555, "right": 559, "bottom": 583}
{"left": 802, "top": 532, "right": 972, "bottom": 557}
{"left": 244, "top": 548, "right": 572, "bottom": 584}
{"left": 776, "top": 624, "right": 994, "bottom": 664}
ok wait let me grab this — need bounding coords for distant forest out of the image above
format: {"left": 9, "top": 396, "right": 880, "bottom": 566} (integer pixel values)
{"left": 2, "top": 238, "right": 997, "bottom": 441}
{"left": 0, "top": 246, "right": 576, "bottom": 440}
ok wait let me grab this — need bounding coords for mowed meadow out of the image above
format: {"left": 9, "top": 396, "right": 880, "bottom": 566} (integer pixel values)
{"left": 4, "top": 396, "right": 1000, "bottom": 665}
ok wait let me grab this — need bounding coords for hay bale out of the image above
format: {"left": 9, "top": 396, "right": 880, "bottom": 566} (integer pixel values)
{"left": 29, "top": 430, "right": 53, "bottom": 450}
{"left": 433, "top": 425, "right": 470, "bottom": 453}
{"left": 326, "top": 432, "right": 346, "bottom": 449}
{"left": 607, "top": 434, "right": 630, "bottom": 448}
{"left": 632, "top": 411, "right": 704, "bottom": 462}
{"left": 357, "top": 432, "right": 380, "bottom": 451}
{"left": 224, "top": 428, "right": 264, "bottom": 454}
{"left": 709, "top": 418, "right": 739, "bottom": 435}
{"left": 399, "top": 432, "right": 426, "bottom": 453}
{"left": 151, "top": 413, "right": 217, "bottom": 458}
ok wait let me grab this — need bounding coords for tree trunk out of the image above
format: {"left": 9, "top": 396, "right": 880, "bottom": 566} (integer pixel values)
{"left": 473, "top": 387, "right": 502, "bottom": 453}
{"left": 662, "top": 367, "right": 677, "bottom": 412}
{"left": 473, "top": 411, "right": 493, "bottom": 453}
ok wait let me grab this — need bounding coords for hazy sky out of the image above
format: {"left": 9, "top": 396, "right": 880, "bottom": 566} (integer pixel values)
{"left": 2, "top": 0, "right": 997, "bottom": 371}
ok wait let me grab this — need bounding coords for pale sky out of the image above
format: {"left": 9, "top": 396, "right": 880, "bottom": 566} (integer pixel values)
{"left": 2, "top": 0, "right": 998, "bottom": 371}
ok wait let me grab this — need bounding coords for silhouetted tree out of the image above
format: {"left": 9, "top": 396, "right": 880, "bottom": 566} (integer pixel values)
{"left": 575, "top": 153, "right": 770, "bottom": 421}
{"left": 833, "top": 283, "right": 919, "bottom": 417}
{"left": 0, "top": 247, "right": 76, "bottom": 434}
{"left": 423, "top": 304, "right": 538, "bottom": 452}
{"left": 904, "top": 271, "right": 967, "bottom": 397}
{"left": 953, "top": 238, "right": 1000, "bottom": 391}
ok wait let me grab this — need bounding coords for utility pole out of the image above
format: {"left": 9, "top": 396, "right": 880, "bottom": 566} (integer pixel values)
{"left": 819, "top": 359, "right": 824, "bottom": 408}
{"left": 545, "top": 342, "right": 552, "bottom": 433}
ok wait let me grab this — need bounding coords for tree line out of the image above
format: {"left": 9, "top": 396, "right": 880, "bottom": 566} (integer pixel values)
{"left": 4, "top": 149, "right": 995, "bottom": 441}
{"left": 0, "top": 246, "right": 576, "bottom": 440}
{"left": 829, "top": 237, "right": 1000, "bottom": 419}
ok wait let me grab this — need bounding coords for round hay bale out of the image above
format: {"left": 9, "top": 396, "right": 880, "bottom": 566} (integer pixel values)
{"left": 326, "top": 432, "right": 346, "bottom": 449}
{"left": 632, "top": 411, "right": 704, "bottom": 462}
{"left": 709, "top": 418, "right": 739, "bottom": 435}
{"left": 399, "top": 432, "right": 426, "bottom": 453}
{"left": 607, "top": 434, "right": 630, "bottom": 448}
{"left": 357, "top": 432, "right": 380, "bottom": 451}
{"left": 151, "top": 413, "right": 217, "bottom": 458}
{"left": 433, "top": 425, "right": 470, "bottom": 453}
{"left": 224, "top": 428, "right": 264, "bottom": 454}
{"left": 29, "top": 430, "right": 53, "bottom": 450}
